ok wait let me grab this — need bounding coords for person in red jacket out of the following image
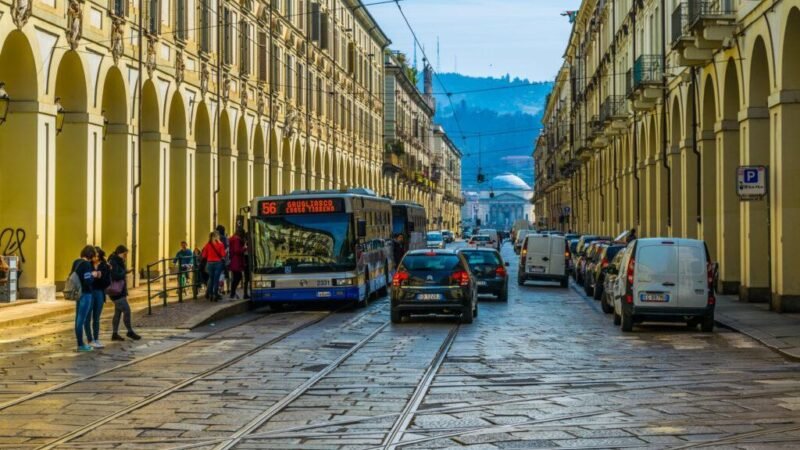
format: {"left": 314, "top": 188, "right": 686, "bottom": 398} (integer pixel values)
{"left": 228, "top": 228, "right": 247, "bottom": 299}
{"left": 201, "top": 231, "right": 226, "bottom": 301}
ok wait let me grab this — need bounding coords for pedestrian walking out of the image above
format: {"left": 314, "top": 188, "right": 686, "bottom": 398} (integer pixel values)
{"left": 202, "top": 231, "right": 226, "bottom": 302}
{"left": 242, "top": 230, "right": 251, "bottom": 300}
{"left": 84, "top": 247, "right": 111, "bottom": 349}
{"left": 72, "top": 245, "right": 98, "bottom": 352}
{"left": 108, "top": 245, "right": 141, "bottom": 341}
{"left": 228, "top": 228, "right": 247, "bottom": 299}
{"left": 215, "top": 225, "right": 230, "bottom": 295}
{"left": 392, "top": 233, "right": 405, "bottom": 266}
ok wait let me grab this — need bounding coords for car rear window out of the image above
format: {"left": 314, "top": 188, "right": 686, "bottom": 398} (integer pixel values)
{"left": 679, "top": 245, "right": 706, "bottom": 276}
{"left": 606, "top": 246, "right": 624, "bottom": 261}
{"left": 461, "top": 251, "right": 501, "bottom": 267}
{"left": 473, "top": 235, "right": 490, "bottom": 241}
{"left": 637, "top": 245, "right": 678, "bottom": 277}
{"left": 401, "top": 255, "right": 462, "bottom": 271}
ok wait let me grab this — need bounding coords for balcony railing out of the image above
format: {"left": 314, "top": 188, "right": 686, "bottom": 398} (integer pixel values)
{"left": 589, "top": 115, "right": 603, "bottom": 136}
{"left": 688, "top": 0, "right": 735, "bottom": 27}
{"left": 671, "top": 3, "right": 689, "bottom": 45}
{"left": 600, "top": 96, "right": 627, "bottom": 123}
{"left": 632, "top": 55, "right": 663, "bottom": 90}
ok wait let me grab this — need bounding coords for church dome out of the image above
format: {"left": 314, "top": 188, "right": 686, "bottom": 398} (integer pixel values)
{"left": 491, "top": 173, "right": 531, "bottom": 191}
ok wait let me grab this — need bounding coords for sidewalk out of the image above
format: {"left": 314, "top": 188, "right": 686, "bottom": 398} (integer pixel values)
{"left": 0, "top": 283, "right": 251, "bottom": 331}
{"left": 715, "top": 294, "right": 800, "bottom": 360}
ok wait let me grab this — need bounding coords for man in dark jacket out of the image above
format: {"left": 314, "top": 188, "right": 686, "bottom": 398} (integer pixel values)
{"left": 73, "top": 246, "right": 98, "bottom": 352}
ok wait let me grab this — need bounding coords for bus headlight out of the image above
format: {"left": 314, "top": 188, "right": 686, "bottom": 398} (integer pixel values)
{"left": 333, "top": 278, "right": 355, "bottom": 286}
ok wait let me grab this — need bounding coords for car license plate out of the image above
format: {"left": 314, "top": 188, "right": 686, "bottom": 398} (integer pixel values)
{"left": 317, "top": 291, "right": 332, "bottom": 298}
{"left": 477, "top": 281, "right": 487, "bottom": 286}
{"left": 417, "top": 293, "right": 442, "bottom": 301}
{"left": 530, "top": 266, "right": 545, "bottom": 273}
{"left": 640, "top": 293, "right": 669, "bottom": 302}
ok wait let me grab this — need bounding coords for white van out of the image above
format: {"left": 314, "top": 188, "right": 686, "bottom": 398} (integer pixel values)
{"left": 478, "top": 229, "right": 500, "bottom": 250}
{"left": 610, "top": 238, "right": 714, "bottom": 332}
{"left": 518, "top": 234, "right": 568, "bottom": 287}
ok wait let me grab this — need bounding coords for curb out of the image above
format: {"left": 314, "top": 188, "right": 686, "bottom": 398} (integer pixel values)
{"left": 715, "top": 313, "right": 800, "bottom": 362}
{"left": 0, "top": 292, "right": 150, "bottom": 330}
{"left": 179, "top": 299, "right": 252, "bottom": 329}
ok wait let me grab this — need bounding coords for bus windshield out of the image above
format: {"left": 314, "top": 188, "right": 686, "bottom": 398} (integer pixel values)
{"left": 251, "top": 213, "right": 356, "bottom": 274}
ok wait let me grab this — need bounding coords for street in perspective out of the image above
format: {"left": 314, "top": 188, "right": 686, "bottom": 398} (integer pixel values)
{"left": 2, "top": 0, "right": 800, "bottom": 448}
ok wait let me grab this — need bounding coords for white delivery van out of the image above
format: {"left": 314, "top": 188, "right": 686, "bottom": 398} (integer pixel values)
{"left": 611, "top": 238, "right": 714, "bottom": 332}
{"left": 518, "top": 234, "right": 568, "bottom": 287}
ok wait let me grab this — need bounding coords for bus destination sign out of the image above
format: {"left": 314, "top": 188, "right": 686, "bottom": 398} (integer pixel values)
{"left": 259, "top": 198, "right": 345, "bottom": 216}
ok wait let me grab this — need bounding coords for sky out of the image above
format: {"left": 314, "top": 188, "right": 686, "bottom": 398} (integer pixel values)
{"left": 366, "top": 0, "right": 583, "bottom": 82}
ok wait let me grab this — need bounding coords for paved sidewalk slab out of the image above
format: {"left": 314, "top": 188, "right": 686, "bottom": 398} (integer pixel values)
{"left": 715, "top": 294, "right": 800, "bottom": 360}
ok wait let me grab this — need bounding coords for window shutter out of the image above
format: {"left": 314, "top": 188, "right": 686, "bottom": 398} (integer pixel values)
{"left": 311, "top": 3, "right": 321, "bottom": 41}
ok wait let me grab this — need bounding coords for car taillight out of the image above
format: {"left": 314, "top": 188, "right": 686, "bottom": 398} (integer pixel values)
{"left": 521, "top": 248, "right": 527, "bottom": 258}
{"left": 565, "top": 251, "right": 570, "bottom": 258}
{"left": 625, "top": 294, "right": 633, "bottom": 304}
{"left": 601, "top": 258, "right": 608, "bottom": 268}
{"left": 392, "top": 271, "right": 409, "bottom": 287}
{"left": 626, "top": 257, "right": 635, "bottom": 284}
{"left": 706, "top": 262, "right": 715, "bottom": 288}
{"left": 708, "top": 293, "right": 716, "bottom": 305}
{"left": 451, "top": 270, "right": 470, "bottom": 286}
{"left": 495, "top": 266, "right": 507, "bottom": 278}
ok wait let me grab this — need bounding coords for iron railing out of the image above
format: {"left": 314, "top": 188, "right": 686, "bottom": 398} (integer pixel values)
{"left": 671, "top": 3, "right": 689, "bottom": 45}
{"left": 688, "top": 0, "right": 735, "bottom": 26}
{"left": 600, "top": 96, "right": 627, "bottom": 123}
{"left": 145, "top": 256, "right": 202, "bottom": 315}
{"left": 632, "top": 55, "right": 663, "bottom": 90}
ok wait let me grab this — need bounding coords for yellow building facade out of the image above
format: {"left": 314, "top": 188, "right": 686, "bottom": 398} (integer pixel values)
{"left": 535, "top": 0, "right": 800, "bottom": 310}
{"left": 431, "top": 124, "right": 463, "bottom": 232}
{"left": 0, "top": 0, "right": 390, "bottom": 300}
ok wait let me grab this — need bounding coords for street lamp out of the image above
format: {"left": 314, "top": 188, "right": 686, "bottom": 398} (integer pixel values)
{"left": 0, "top": 82, "right": 9, "bottom": 125}
{"left": 54, "top": 97, "right": 65, "bottom": 135}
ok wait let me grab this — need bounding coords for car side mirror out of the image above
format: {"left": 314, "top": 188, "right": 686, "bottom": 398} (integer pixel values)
{"left": 357, "top": 220, "right": 367, "bottom": 238}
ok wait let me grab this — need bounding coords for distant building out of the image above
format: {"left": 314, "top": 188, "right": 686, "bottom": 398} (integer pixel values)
{"left": 462, "top": 174, "right": 533, "bottom": 231}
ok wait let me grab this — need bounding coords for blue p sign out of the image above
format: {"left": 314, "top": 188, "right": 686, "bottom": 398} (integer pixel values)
{"left": 744, "top": 169, "right": 759, "bottom": 184}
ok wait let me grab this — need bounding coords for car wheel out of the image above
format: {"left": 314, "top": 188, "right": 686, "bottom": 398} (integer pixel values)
{"left": 621, "top": 311, "right": 633, "bottom": 332}
{"left": 517, "top": 275, "right": 524, "bottom": 286}
{"left": 593, "top": 283, "right": 603, "bottom": 300}
{"left": 601, "top": 294, "right": 614, "bottom": 314}
{"left": 498, "top": 286, "right": 508, "bottom": 302}
{"left": 559, "top": 277, "right": 568, "bottom": 288}
{"left": 460, "top": 305, "right": 474, "bottom": 324}
{"left": 701, "top": 314, "right": 715, "bottom": 332}
{"left": 613, "top": 311, "right": 621, "bottom": 325}
{"left": 391, "top": 309, "right": 402, "bottom": 324}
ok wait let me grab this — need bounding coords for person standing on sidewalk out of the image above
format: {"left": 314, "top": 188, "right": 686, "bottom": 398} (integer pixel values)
{"left": 84, "top": 247, "right": 111, "bottom": 349}
{"left": 202, "top": 232, "right": 226, "bottom": 302}
{"left": 108, "top": 245, "right": 141, "bottom": 341}
{"left": 228, "top": 228, "right": 246, "bottom": 299}
{"left": 73, "top": 246, "right": 98, "bottom": 352}
{"left": 173, "top": 241, "right": 194, "bottom": 294}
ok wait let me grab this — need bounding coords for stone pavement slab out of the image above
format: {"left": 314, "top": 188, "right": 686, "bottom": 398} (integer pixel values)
{"left": 715, "top": 294, "right": 800, "bottom": 360}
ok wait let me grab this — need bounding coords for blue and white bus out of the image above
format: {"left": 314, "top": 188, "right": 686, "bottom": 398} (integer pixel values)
{"left": 249, "top": 189, "right": 393, "bottom": 305}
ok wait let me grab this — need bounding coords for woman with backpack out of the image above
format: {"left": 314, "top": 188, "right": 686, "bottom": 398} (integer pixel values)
{"left": 108, "top": 245, "right": 141, "bottom": 341}
{"left": 71, "top": 246, "right": 98, "bottom": 352}
{"left": 83, "top": 247, "right": 111, "bottom": 349}
{"left": 201, "top": 232, "right": 226, "bottom": 302}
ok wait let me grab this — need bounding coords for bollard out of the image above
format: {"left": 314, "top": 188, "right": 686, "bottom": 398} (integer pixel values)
{"left": 178, "top": 264, "right": 184, "bottom": 304}
{"left": 161, "top": 259, "right": 168, "bottom": 306}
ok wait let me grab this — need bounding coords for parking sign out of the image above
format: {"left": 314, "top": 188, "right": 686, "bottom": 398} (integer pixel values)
{"left": 737, "top": 166, "right": 767, "bottom": 200}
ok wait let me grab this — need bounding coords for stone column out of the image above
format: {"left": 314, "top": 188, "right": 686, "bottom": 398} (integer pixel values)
{"left": 714, "top": 119, "right": 741, "bottom": 294}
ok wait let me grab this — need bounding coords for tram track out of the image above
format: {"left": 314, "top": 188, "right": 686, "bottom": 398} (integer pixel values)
{"left": 29, "top": 307, "right": 351, "bottom": 450}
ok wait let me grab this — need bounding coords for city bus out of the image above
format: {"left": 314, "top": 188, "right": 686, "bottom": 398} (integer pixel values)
{"left": 391, "top": 201, "right": 427, "bottom": 256}
{"left": 249, "top": 189, "right": 393, "bottom": 306}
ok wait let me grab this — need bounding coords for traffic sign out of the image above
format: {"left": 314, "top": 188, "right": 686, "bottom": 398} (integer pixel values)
{"left": 737, "top": 166, "right": 767, "bottom": 200}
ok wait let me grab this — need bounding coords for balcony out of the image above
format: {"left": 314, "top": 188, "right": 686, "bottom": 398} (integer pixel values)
{"left": 672, "top": 1, "right": 735, "bottom": 65}
{"left": 382, "top": 151, "right": 404, "bottom": 174}
{"left": 630, "top": 55, "right": 663, "bottom": 111}
{"left": 600, "top": 95, "right": 629, "bottom": 136}
{"left": 589, "top": 116, "right": 608, "bottom": 149}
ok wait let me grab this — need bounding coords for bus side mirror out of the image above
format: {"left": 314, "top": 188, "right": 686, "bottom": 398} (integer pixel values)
{"left": 407, "top": 222, "right": 415, "bottom": 232}
{"left": 357, "top": 220, "right": 367, "bottom": 238}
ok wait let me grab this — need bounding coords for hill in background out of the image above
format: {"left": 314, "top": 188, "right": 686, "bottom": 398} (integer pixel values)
{"left": 420, "top": 73, "right": 552, "bottom": 190}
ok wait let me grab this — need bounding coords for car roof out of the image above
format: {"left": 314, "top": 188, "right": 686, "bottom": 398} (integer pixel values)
{"left": 457, "top": 247, "right": 499, "bottom": 253}
{"left": 406, "top": 249, "right": 458, "bottom": 256}
{"left": 635, "top": 237, "right": 706, "bottom": 246}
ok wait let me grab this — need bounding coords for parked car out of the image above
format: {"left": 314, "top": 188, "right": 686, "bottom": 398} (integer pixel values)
{"left": 457, "top": 248, "right": 509, "bottom": 302}
{"left": 567, "top": 239, "right": 580, "bottom": 273}
{"left": 391, "top": 249, "right": 478, "bottom": 324}
{"left": 426, "top": 231, "right": 445, "bottom": 249}
{"left": 585, "top": 243, "right": 626, "bottom": 300}
{"left": 574, "top": 235, "right": 611, "bottom": 284}
{"left": 478, "top": 229, "right": 501, "bottom": 250}
{"left": 441, "top": 230, "right": 455, "bottom": 243}
{"left": 582, "top": 242, "right": 608, "bottom": 296}
{"left": 609, "top": 238, "right": 715, "bottom": 332}
{"left": 518, "top": 234, "right": 568, "bottom": 287}
{"left": 601, "top": 249, "right": 626, "bottom": 314}
{"left": 514, "top": 230, "right": 532, "bottom": 254}
{"left": 565, "top": 233, "right": 580, "bottom": 241}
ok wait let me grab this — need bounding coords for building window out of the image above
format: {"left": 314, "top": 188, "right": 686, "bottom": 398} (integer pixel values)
{"left": 240, "top": 20, "right": 251, "bottom": 75}
{"left": 223, "top": 8, "right": 233, "bottom": 65}
{"left": 258, "top": 31, "right": 267, "bottom": 82}
{"left": 285, "top": 54, "right": 293, "bottom": 100}
{"left": 272, "top": 45, "right": 280, "bottom": 93}
{"left": 147, "top": 0, "right": 159, "bottom": 34}
{"left": 175, "top": 0, "right": 187, "bottom": 40}
{"left": 112, "top": 0, "right": 127, "bottom": 17}
{"left": 320, "top": 11, "right": 329, "bottom": 50}
{"left": 310, "top": 2, "right": 321, "bottom": 41}
{"left": 199, "top": 0, "right": 210, "bottom": 52}
{"left": 317, "top": 77, "right": 323, "bottom": 118}
{"left": 296, "top": 62, "right": 303, "bottom": 105}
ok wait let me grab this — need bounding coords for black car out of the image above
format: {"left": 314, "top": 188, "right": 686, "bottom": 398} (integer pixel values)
{"left": 391, "top": 250, "right": 478, "bottom": 324}
{"left": 586, "top": 244, "right": 626, "bottom": 300}
{"left": 457, "top": 248, "right": 509, "bottom": 302}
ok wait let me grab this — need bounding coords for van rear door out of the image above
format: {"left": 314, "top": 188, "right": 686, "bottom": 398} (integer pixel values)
{"left": 548, "top": 236, "right": 566, "bottom": 276}
{"left": 634, "top": 241, "right": 680, "bottom": 308}
{"left": 526, "top": 235, "right": 551, "bottom": 275}
{"left": 678, "top": 243, "right": 708, "bottom": 308}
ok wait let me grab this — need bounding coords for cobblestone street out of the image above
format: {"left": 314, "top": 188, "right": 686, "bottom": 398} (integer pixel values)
{"left": 2, "top": 243, "right": 800, "bottom": 449}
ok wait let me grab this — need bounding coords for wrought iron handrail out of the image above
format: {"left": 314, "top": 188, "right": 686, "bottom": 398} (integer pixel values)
{"left": 671, "top": 3, "right": 689, "bottom": 45}
{"left": 688, "top": 0, "right": 735, "bottom": 26}
{"left": 145, "top": 255, "right": 202, "bottom": 315}
{"left": 600, "top": 96, "right": 627, "bottom": 122}
{"left": 632, "top": 55, "right": 663, "bottom": 89}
